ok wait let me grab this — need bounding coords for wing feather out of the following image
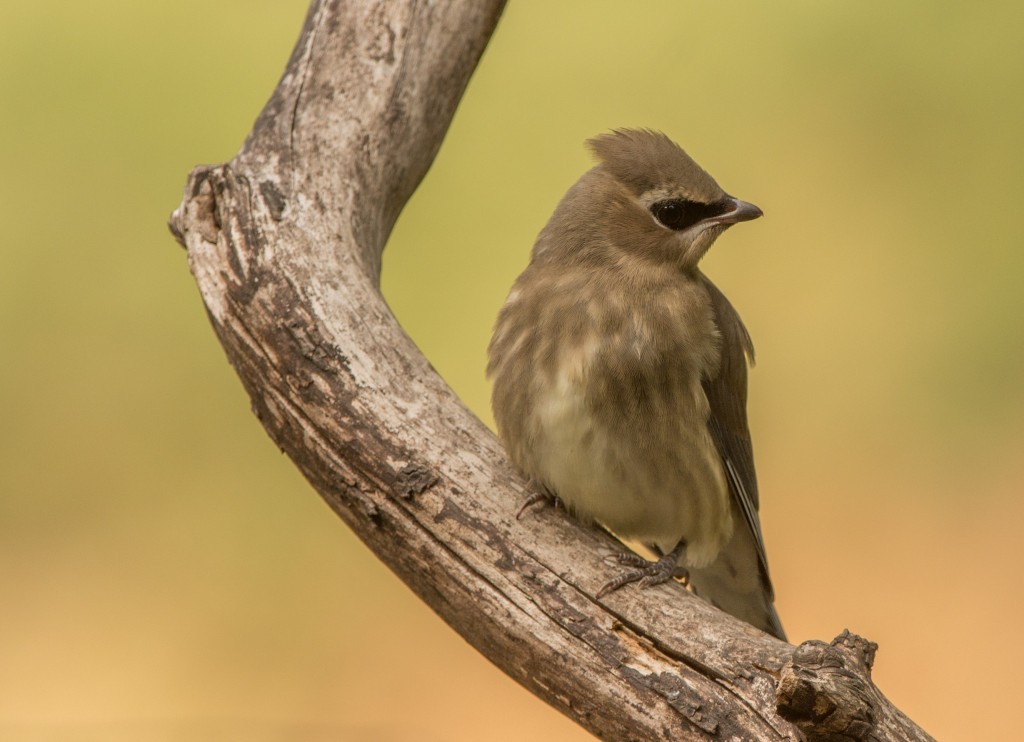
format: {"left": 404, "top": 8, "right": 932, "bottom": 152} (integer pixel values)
{"left": 700, "top": 276, "right": 775, "bottom": 600}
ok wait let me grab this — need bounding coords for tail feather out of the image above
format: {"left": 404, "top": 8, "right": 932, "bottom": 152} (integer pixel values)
{"left": 688, "top": 515, "right": 786, "bottom": 641}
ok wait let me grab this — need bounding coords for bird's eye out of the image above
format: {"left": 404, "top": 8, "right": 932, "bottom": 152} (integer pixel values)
{"left": 650, "top": 199, "right": 730, "bottom": 231}
{"left": 651, "top": 200, "right": 686, "bottom": 229}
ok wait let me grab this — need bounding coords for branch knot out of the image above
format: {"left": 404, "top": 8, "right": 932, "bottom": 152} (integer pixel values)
{"left": 776, "top": 631, "right": 880, "bottom": 741}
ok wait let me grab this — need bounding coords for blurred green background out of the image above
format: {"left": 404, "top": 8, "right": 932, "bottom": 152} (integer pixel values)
{"left": 2, "top": 2, "right": 1022, "bottom": 740}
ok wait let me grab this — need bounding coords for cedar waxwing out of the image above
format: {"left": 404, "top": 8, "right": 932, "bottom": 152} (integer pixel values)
{"left": 487, "top": 129, "right": 785, "bottom": 640}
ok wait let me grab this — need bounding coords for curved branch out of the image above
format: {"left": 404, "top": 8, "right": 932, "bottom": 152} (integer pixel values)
{"left": 169, "top": 1, "right": 934, "bottom": 739}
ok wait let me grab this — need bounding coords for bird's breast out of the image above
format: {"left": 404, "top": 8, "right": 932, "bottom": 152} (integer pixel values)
{"left": 521, "top": 302, "right": 733, "bottom": 567}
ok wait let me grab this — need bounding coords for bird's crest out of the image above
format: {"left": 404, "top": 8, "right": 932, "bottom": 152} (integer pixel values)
{"left": 586, "top": 128, "right": 724, "bottom": 202}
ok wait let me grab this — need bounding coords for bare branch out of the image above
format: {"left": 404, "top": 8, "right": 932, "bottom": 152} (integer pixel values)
{"left": 169, "top": 1, "right": 935, "bottom": 739}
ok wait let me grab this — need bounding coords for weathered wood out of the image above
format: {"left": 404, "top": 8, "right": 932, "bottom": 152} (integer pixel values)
{"left": 168, "top": 1, "right": 935, "bottom": 739}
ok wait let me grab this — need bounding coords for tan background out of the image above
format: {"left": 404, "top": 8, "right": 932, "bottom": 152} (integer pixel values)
{"left": 2, "top": 2, "right": 1022, "bottom": 740}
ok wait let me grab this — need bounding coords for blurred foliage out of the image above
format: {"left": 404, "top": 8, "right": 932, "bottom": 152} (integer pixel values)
{"left": 1, "top": 2, "right": 1021, "bottom": 740}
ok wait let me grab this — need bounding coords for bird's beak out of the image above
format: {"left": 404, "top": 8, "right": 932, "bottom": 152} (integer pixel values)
{"left": 711, "top": 198, "right": 763, "bottom": 226}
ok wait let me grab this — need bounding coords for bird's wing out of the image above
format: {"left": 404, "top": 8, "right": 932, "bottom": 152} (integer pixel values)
{"left": 699, "top": 276, "right": 775, "bottom": 600}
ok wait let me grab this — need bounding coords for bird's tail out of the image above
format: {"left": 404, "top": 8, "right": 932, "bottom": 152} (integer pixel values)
{"left": 688, "top": 527, "right": 787, "bottom": 641}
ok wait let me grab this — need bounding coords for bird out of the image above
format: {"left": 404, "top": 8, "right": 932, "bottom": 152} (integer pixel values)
{"left": 487, "top": 129, "right": 785, "bottom": 640}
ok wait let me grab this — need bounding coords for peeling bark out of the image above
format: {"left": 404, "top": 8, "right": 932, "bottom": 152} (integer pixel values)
{"left": 168, "top": 1, "right": 935, "bottom": 739}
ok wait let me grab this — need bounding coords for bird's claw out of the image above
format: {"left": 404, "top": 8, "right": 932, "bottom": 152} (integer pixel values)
{"left": 515, "top": 490, "right": 561, "bottom": 520}
{"left": 597, "top": 551, "right": 689, "bottom": 598}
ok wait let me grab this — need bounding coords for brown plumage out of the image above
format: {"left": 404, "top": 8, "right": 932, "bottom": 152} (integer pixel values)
{"left": 488, "top": 129, "right": 785, "bottom": 640}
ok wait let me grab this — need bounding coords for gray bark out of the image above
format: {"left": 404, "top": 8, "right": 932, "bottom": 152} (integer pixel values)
{"left": 168, "top": 1, "right": 935, "bottom": 739}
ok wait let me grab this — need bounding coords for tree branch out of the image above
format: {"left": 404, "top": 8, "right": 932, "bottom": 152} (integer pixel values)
{"left": 168, "top": 1, "right": 934, "bottom": 739}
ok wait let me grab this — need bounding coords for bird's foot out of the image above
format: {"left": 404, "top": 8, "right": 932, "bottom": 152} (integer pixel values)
{"left": 515, "top": 489, "right": 562, "bottom": 520}
{"left": 597, "top": 547, "right": 688, "bottom": 598}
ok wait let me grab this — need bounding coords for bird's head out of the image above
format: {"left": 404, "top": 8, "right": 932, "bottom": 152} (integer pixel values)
{"left": 560, "top": 129, "right": 762, "bottom": 271}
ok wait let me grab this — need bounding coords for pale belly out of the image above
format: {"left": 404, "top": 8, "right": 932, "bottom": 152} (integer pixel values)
{"left": 525, "top": 366, "right": 734, "bottom": 568}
